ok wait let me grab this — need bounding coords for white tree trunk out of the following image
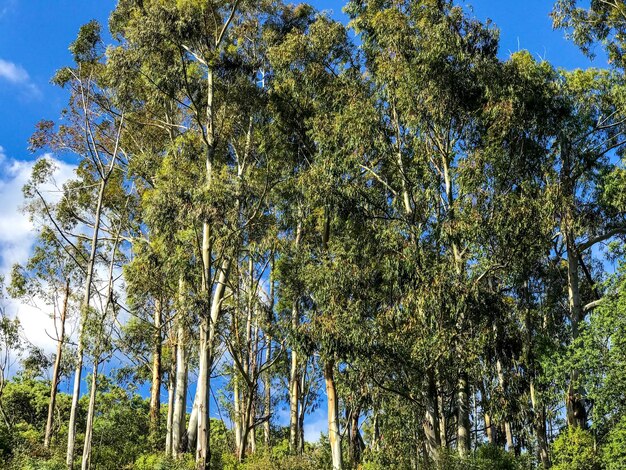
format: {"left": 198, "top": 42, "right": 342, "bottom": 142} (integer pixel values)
{"left": 325, "top": 360, "right": 342, "bottom": 470}
{"left": 44, "top": 280, "right": 69, "bottom": 449}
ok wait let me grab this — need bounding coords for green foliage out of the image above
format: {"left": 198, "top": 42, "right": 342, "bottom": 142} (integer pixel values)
{"left": 552, "top": 427, "right": 602, "bottom": 470}
{"left": 134, "top": 453, "right": 195, "bottom": 470}
{"left": 602, "top": 415, "right": 626, "bottom": 470}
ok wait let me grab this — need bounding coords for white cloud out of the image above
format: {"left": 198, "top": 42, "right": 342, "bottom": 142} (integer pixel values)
{"left": 0, "top": 58, "right": 41, "bottom": 99}
{"left": 0, "top": 147, "right": 76, "bottom": 352}
{"left": 304, "top": 410, "right": 327, "bottom": 443}
{"left": 0, "top": 58, "right": 29, "bottom": 84}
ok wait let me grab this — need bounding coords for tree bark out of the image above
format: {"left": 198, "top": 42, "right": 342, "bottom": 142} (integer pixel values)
{"left": 325, "top": 359, "right": 343, "bottom": 470}
{"left": 263, "top": 337, "right": 271, "bottom": 449}
{"left": 496, "top": 358, "right": 514, "bottom": 452}
{"left": 564, "top": 227, "right": 588, "bottom": 428}
{"left": 66, "top": 113, "right": 122, "bottom": 470}
{"left": 149, "top": 299, "right": 163, "bottom": 449}
{"left": 423, "top": 371, "right": 441, "bottom": 461}
{"left": 173, "top": 280, "right": 189, "bottom": 457}
{"left": 457, "top": 372, "right": 470, "bottom": 458}
{"left": 289, "top": 222, "right": 302, "bottom": 454}
{"left": 349, "top": 405, "right": 364, "bottom": 466}
{"left": 44, "top": 279, "right": 69, "bottom": 449}
{"left": 289, "top": 300, "right": 300, "bottom": 454}
{"left": 80, "top": 364, "right": 98, "bottom": 470}
{"left": 66, "top": 176, "right": 105, "bottom": 470}
{"left": 530, "top": 381, "right": 551, "bottom": 468}
{"left": 165, "top": 364, "right": 175, "bottom": 456}
{"left": 197, "top": 257, "right": 230, "bottom": 470}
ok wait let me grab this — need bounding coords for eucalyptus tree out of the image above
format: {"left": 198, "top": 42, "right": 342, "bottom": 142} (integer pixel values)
{"left": 267, "top": 11, "right": 364, "bottom": 467}
{"left": 549, "top": 68, "right": 626, "bottom": 428}
{"left": 8, "top": 221, "right": 84, "bottom": 449}
{"left": 27, "top": 19, "right": 129, "bottom": 468}
{"left": 345, "top": 0, "right": 507, "bottom": 460}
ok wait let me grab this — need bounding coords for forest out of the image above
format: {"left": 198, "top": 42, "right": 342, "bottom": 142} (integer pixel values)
{"left": 1, "top": 0, "right": 626, "bottom": 469}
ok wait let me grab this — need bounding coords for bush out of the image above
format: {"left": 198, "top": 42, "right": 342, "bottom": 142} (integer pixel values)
{"left": 602, "top": 415, "right": 626, "bottom": 470}
{"left": 133, "top": 453, "right": 195, "bottom": 470}
{"left": 552, "top": 427, "right": 601, "bottom": 470}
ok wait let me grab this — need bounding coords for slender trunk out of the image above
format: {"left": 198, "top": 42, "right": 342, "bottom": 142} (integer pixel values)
{"left": 196, "top": 320, "right": 210, "bottom": 470}
{"left": 391, "top": 102, "right": 412, "bottom": 216}
{"left": 66, "top": 112, "right": 122, "bottom": 469}
{"left": 288, "top": 303, "right": 300, "bottom": 453}
{"left": 44, "top": 280, "right": 69, "bottom": 449}
{"left": 166, "top": 365, "right": 175, "bottom": 456}
{"left": 373, "top": 412, "right": 381, "bottom": 452}
{"left": 325, "top": 359, "right": 342, "bottom": 470}
{"left": 197, "top": 258, "right": 230, "bottom": 470}
{"left": 263, "top": 261, "right": 274, "bottom": 450}
{"left": 263, "top": 337, "right": 271, "bottom": 449}
{"left": 349, "top": 406, "right": 363, "bottom": 466}
{"left": 186, "top": 401, "right": 198, "bottom": 452}
{"left": 298, "top": 371, "right": 305, "bottom": 455}
{"left": 234, "top": 362, "right": 242, "bottom": 458}
{"left": 496, "top": 358, "right": 514, "bottom": 452}
{"left": 80, "top": 364, "right": 98, "bottom": 470}
{"left": 457, "top": 372, "right": 470, "bottom": 458}
{"left": 530, "top": 381, "right": 551, "bottom": 468}
{"left": 66, "top": 177, "right": 106, "bottom": 470}
{"left": 437, "top": 371, "right": 447, "bottom": 449}
{"left": 149, "top": 300, "right": 163, "bottom": 449}
{"left": 248, "top": 320, "right": 259, "bottom": 455}
{"left": 423, "top": 371, "right": 441, "bottom": 461}
{"left": 172, "top": 306, "right": 189, "bottom": 456}
{"left": 565, "top": 227, "right": 587, "bottom": 428}
{"left": 289, "top": 222, "right": 302, "bottom": 454}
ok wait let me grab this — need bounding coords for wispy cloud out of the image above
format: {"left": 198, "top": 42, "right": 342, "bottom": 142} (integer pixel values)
{"left": 0, "top": 59, "right": 29, "bottom": 83}
{"left": 0, "top": 58, "right": 41, "bottom": 99}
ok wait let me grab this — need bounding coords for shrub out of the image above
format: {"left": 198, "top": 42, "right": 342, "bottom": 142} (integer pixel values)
{"left": 602, "top": 415, "right": 626, "bottom": 470}
{"left": 552, "top": 427, "right": 601, "bottom": 470}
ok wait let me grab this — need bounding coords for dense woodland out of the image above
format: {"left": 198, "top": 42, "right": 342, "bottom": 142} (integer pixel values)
{"left": 1, "top": 0, "right": 626, "bottom": 469}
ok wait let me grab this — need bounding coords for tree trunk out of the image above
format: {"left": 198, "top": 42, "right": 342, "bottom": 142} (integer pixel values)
{"left": 165, "top": 365, "right": 175, "bottom": 456}
{"left": 44, "top": 279, "right": 69, "bottom": 449}
{"left": 197, "top": 258, "right": 230, "bottom": 470}
{"left": 530, "top": 381, "right": 551, "bottom": 468}
{"left": 298, "top": 375, "right": 305, "bottom": 455}
{"left": 263, "top": 261, "right": 274, "bottom": 450}
{"left": 423, "top": 371, "right": 441, "bottom": 461}
{"left": 196, "top": 320, "right": 210, "bottom": 470}
{"left": 263, "top": 337, "right": 271, "bottom": 449}
{"left": 186, "top": 401, "right": 198, "bottom": 453}
{"left": 349, "top": 405, "right": 364, "bottom": 466}
{"left": 172, "top": 332, "right": 189, "bottom": 456}
{"left": 149, "top": 299, "right": 163, "bottom": 449}
{"left": 496, "top": 358, "right": 514, "bottom": 452}
{"left": 325, "top": 359, "right": 342, "bottom": 470}
{"left": 289, "top": 222, "right": 302, "bottom": 453}
{"left": 289, "top": 300, "right": 300, "bottom": 454}
{"left": 80, "top": 364, "right": 98, "bottom": 470}
{"left": 437, "top": 371, "right": 447, "bottom": 449}
{"left": 66, "top": 176, "right": 106, "bottom": 470}
{"left": 457, "top": 372, "right": 470, "bottom": 458}
{"left": 234, "top": 363, "right": 242, "bottom": 459}
{"left": 565, "top": 227, "right": 587, "bottom": 428}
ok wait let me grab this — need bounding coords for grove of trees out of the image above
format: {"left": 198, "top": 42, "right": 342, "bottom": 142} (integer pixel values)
{"left": 2, "top": 0, "right": 626, "bottom": 469}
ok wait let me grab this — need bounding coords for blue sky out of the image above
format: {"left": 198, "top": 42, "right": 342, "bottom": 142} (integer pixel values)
{"left": 0, "top": 0, "right": 608, "bottom": 442}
